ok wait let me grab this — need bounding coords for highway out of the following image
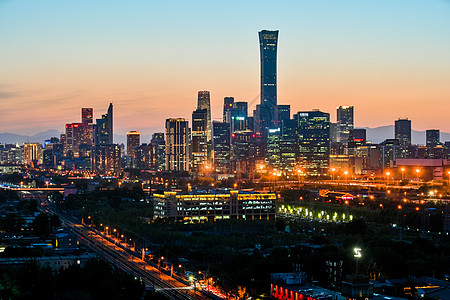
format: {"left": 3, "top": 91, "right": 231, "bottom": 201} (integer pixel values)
{"left": 43, "top": 205, "right": 211, "bottom": 300}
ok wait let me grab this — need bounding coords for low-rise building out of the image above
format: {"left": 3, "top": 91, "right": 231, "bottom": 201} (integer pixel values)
{"left": 152, "top": 189, "right": 276, "bottom": 221}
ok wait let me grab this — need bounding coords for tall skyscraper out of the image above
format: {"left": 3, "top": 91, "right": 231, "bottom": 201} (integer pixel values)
{"left": 91, "top": 144, "right": 121, "bottom": 175}
{"left": 165, "top": 118, "right": 189, "bottom": 171}
{"left": 127, "top": 131, "right": 140, "bottom": 168}
{"left": 81, "top": 108, "right": 94, "bottom": 146}
{"left": 93, "top": 103, "right": 113, "bottom": 146}
{"left": 65, "top": 123, "right": 84, "bottom": 157}
{"left": 151, "top": 133, "right": 165, "bottom": 171}
{"left": 197, "top": 91, "right": 212, "bottom": 142}
{"left": 23, "top": 143, "right": 42, "bottom": 167}
{"left": 81, "top": 108, "right": 93, "bottom": 125}
{"left": 258, "top": 30, "right": 279, "bottom": 130}
{"left": 212, "top": 121, "right": 231, "bottom": 174}
{"left": 336, "top": 106, "right": 354, "bottom": 145}
{"left": 223, "top": 97, "right": 234, "bottom": 122}
{"left": 394, "top": 118, "right": 411, "bottom": 146}
{"left": 426, "top": 129, "right": 440, "bottom": 148}
{"left": 191, "top": 109, "right": 208, "bottom": 172}
{"left": 295, "top": 110, "right": 330, "bottom": 175}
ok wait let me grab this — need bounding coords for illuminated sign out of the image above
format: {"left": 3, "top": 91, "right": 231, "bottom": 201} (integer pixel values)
{"left": 235, "top": 116, "right": 245, "bottom": 121}
{"left": 354, "top": 248, "right": 362, "bottom": 258}
{"left": 268, "top": 128, "right": 280, "bottom": 133}
{"left": 298, "top": 113, "right": 309, "bottom": 117}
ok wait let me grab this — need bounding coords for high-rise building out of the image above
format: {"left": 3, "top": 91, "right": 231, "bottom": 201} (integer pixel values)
{"left": 81, "top": 108, "right": 94, "bottom": 146}
{"left": 258, "top": 30, "right": 279, "bottom": 130}
{"left": 266, "top": 127, "right": 281, "bottom": 169}
{"left": 23, "top": 143, "right": 42, "bottom": 167}
{"left": 151, "top": 133, "right": 165, "bottom": 171}
{"left": 426, "top": 129, "right": 440, "bottom": 148}
{"left": 278, "top": 105, "right": 290, "bottom": 123}
{"left": 65, "top": 123, "right": 84, "bottom": 157}
{"left": 127, "top": 131, "right": 140, "bottom": 168}
{"left": 91, "top": 144, "right": 121, "bottom": 175}
{"left": 197, "top": 91, "right": 212, "bottom": 142}
{"left": 295, "top": 110, "right": 330, "bottom": 175}
{"left": 165, "top": 118, "right": 189, "bottom": 171}
{"left": 191, "top": 109, "right": 208, "bottom": 172}
{"left": 82, "top": 108, "right": 93, "bottom": 125}
{"left": 223, "top": 97, "right": 234, "bottom": 122}
{"left": 93, "top": 103, "right": 113, "bottom": 146}
{"left": 394, "top": 118, "right": 411, "bottom": 146}
{"left": 212, "top": 121, "right": 231, "bottom": 174}
{"left": 280, "top": 119, "right": 297, "bottom": 172}
{"left": 336, "top": 106, "right": 354, "bottom": 145}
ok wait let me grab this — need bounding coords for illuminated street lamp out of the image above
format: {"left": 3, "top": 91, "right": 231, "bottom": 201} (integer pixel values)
{"left": 401, "top": 168, "right": 405, "bottom": 181}
{"left": 386, "top": 171, "right": 390, "bottom": 186}
{"left": 416, "top": 169, "right": 420, "bottom": 183}
{"left": 331, "top": 168, "right": 336, "bottom": 181}
{"left": 353, "top": 247, "right": 362, "bottom": 276}
{"left": 447, "top": 171, "right": 450, "bottom": 185}
{"left": 344, "top": 171, "right": 348, "bottom": 183}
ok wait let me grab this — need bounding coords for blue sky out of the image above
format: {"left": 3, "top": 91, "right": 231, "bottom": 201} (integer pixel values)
{"left": 0, "top": 0, "right": 449, "bottom": 135}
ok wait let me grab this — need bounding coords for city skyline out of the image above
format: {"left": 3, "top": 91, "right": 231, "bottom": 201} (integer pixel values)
{"left": 1, "top": 0, "right": 449, "bottom": 135}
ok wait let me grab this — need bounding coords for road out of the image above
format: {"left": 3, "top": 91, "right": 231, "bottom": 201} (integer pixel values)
{"left": 44, "top": 206, "right": 211, "bottom": 300}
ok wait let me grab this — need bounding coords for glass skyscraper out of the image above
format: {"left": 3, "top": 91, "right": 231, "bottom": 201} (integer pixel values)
{"left": 258, "top": 30, "right": 279, "bottom": 130}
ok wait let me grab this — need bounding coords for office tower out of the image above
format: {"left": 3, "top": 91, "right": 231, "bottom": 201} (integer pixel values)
{"left": 234, "top": 102, "right": 248, "bottom": 118}
{"left": 91, "top": 144, "right": 121, "bottom": 175}
{"left": 231, "top": 130, "right": 265, "bottom": 174}
{"left": 294, "top": 110, "right": 330, "bottom": 175}
{"left": 165, "top": 118, "right": 189, "bottom": 171}
{"left": 266, "top": 127, "right": 281, "bottom": 169}
{"left": 93, "top": 103, "right": 113, "bottom": 146}
{"left": 347, "top": 128, "right": 367, "bottom": 148}
{"left": 65, "top": 123, "right": 84, "bottom": 157}
{"left": 223, "top": 97, "right": 234, "bottom": 122}
{"left": 191, "top": 109, "right": 208, "bottom": 172}
{"left": 226, "top": 108, "right": 247, "bottom": 133}
{"left": 81, "top": 108, "right": 94, "bottom": 146}
{"left": 23, "top": 143, "right": 42, "bottom": 167}
{"left": 135, "top": 143, "right": 152, "bottom": 170}
{"left": 280, "top": 119, "right": 297, "bottom": 172}
{"left": 82, "top": 108, "right": 93, "bottom": 125}
{"left": 426, "top": 129, "right": 440, "bottom": 148}
{"left": 278, "top": 105, "right": 290, "bottom": 123}
{"left": 336, "top": 106, "right": 354, "bottom": 145}
{"left": 126, "top": 131, "right": 140, "bottom": 168}
{"left": 258, "top": 29, "right": 279, "bottom": 129}
{"left": 151, "top": 133, "right": 165, "bottom": 171}
{"left": 212, "top": 121, "right": 231, "bottom": 173}
{"left": 394, "top": 118, "right": 411, "bottom": 146}
{"left": 197, "top": 91, "right": 212, "bottom": 142}
{"left": 379, "top": 139, "right": 401, "bottom": 168}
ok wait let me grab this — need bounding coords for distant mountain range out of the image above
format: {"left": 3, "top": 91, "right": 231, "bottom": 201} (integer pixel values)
{"left": 1, "top": 126, "right": 450, "bottom": 145}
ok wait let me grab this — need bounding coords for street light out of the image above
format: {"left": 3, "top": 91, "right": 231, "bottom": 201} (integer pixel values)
{"left": 447, "top": 171, "right": 450, "bottom": 185}
{"left": 344, "top": 171, "right": 348, "bottom": 183}
{"left": 416, "top": 169, "right": 420, "bottom": 183}
{"left": 401, "top": 168, "right": 405, "bottom": 181}
{"left": 331, "top": 168, "right": 336, "bottom": 181}
{"left": 386, "top": 171, "right": 390, "bottom": 186}
{"left": 353, "top": 248, "right": 362, "bottom": 276}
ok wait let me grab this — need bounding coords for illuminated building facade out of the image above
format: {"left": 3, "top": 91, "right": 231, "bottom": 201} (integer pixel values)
{"left": 91, "top": 144, "right": 121, "bottom": 175}
{"left": 336, "top": 106, "right": 354, "bottom": 145}
{"left": 65, "top": 123, "right": 84, "bottom": 157}
{"left": 197, "top": 91, "right": 212, "bottom": 142}
{"left": 93, "top": 103, "right": 113, "bottom": 146}
{"left": 23, "top": 143, "right": 42, "bottom": 167}
{"left": 266, "top": 127, "right": 281, "bottom": 169}
{"left": 191, "top": 109, "right": 208, "bottom": 172}
{"left": 81, "top": 107, "right": 93, "bottom": 146}
{"left": 295, "top": 110, "right": 330, "bottom": 175}
{"left": 426, "top": 129, "right": 440, "bottom": 148}
{"left": 257, "top": 29, "right": 279, "bottom": 131}
{"left": 231, "top": 130, "right": 265, "bottom": 174}
{"left": 395, "top": 118, "right": 411, "bottom": 146}
{"left": 280, "top": 119, "right": 297, "bottom": 172}
{"left": 223, "top": 97, "right": 234, "bottom": 122}
{"left": 278, "top": 105, "right": 290, "bottom": 123}
{"left": 126, "top": 131, "right": 140, "bottom": 168}
{"left": 152, "top": 190, "right": 276, "bottom": 221}
{"left": 212, "top": 121, "right": 231, "bottom": 173}
{"left": 165, "top": 118, "right": 189, "bottom": 171}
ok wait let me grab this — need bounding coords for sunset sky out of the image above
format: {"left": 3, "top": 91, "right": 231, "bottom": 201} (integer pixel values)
{"left": 0, "top": 0, "right": 449, "bottom": 137}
